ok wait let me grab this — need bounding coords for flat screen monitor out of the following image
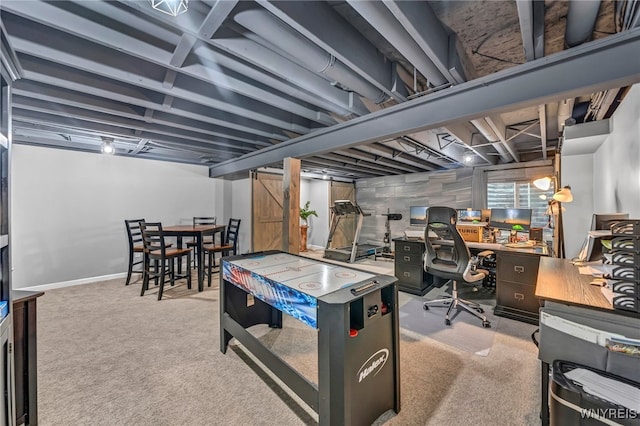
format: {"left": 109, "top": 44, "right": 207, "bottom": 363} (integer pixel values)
{"left": 591, "top": 213, "right": 629, "bottom": 231}
{"left": 489, "top": 208, "right": 532, "bottom": 231}
{"left": 409, "top": 206, "right": 428, "bottom": 226}
{"left": 457, "top": 209, "right": 482, "bottom": 223}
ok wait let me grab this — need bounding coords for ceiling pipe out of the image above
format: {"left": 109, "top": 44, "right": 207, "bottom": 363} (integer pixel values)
{"left": 557, "top": 98, "right": 575, "bottom": 132}
{"left": 345, "top": 1, "right": 448, "bottom": 87}
{"left": 234, "top": 9, "right": 388, "bottom": 104}
{"left": 470, "top": 118, "right": 512, "bottom": 163}
{"left": 565, "top": 0, "right": 602, "bottom": 47}
{"left": 210, "top": 35, "right": 368, "bottom": 116}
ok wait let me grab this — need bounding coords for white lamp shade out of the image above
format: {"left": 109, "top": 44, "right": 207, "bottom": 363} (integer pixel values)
{"left": 533, "top": 176, "right": 552, "bottom": 191}
{"left": 553, "top": 186, "right": 574, "bottom": 203}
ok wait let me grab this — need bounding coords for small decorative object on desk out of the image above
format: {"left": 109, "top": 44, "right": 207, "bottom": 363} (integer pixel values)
{"left": 609, "top": 220, "right": 640, "bottom": 313}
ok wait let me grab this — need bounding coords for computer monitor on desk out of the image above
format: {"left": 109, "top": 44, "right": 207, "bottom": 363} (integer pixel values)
{"left": 409, "top": 206, "right": 428, "bottom": 226}
{"left": 457, "top": 209, "right": 482, "bottom": 223}
{"left": 489, "top": 208, "right": 532, "bottom": 231}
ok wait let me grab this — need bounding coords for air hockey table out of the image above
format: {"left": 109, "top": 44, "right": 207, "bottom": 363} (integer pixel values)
{"left": 220, "top": 250, "right": 400, "bottom": 425}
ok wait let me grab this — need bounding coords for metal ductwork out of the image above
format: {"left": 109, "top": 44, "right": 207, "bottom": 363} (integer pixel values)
{"left": 234, "top": 9, "right": 388, "bottom": 104}
{"left": 565, "top": 0, "right": 602, "bottom": 47}
{"left": 346, "top": 1, "right": 448, "bottom": 87}
{"left": 616, "top": 0, "right": 640, "bottom": 30}
{"left": 209, "top": 36, "right": 368, "bottom": 117}
{"left": 557, "top": 98, "right": 575, "bottom": 132}
{"left": 470, "top": 118, "right": 512, "bottom": 163}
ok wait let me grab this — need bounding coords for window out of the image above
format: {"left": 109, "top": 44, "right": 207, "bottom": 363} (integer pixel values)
{"left": 487, "top": 181, "right": 555, "bottom": 237}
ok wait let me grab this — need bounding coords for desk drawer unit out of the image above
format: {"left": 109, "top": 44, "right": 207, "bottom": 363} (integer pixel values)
{"left": 393, "top": 239, "right": 431, "bottom": 296}
{"left": 396, "top": 240, "right": 423, "bottom": 256}
{"left": 395, "top": 263, "right": 425, "bottom": 288}
{"left": 495, "top": 252, "right": 542, "bottom": 324}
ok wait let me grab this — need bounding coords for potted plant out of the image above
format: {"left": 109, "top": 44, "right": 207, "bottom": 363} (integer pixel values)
{"left": 299, "top": 201, "right": 318, "bottom": 252}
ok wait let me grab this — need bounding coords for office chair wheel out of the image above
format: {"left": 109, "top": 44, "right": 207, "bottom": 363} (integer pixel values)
{"left": 445, "top": 319, "right": 451, "bottom": 326}
{"left": 423, "top": 304, "right": 429, "bottom": 311}
{"left": 482, "top": 321, "right": 491, "bottom": 328}
{"left": 476, "top": 308, "right": 484, "bottom": 314}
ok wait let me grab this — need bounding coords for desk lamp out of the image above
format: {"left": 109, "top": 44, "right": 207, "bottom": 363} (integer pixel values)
{"left": 533, "top": 176, "right": 574, "bottom": 258}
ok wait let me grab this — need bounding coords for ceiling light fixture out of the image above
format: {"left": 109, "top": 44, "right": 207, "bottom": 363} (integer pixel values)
{"left": 464, "top": 154, "right": 473, "bottom": 164}
{"left": 101, "top": 137, "right": 115, "bottom": 154}
{"left": 149, "top": 0, "right": 188, "bottom": 17}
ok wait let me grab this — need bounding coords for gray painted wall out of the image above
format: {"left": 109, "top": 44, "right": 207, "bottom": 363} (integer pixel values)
{"left": 561, "top": 154, "right": 595, "bottom": 259}
{"left": 11, "top": 145, "right": 222, "bottom": 288}
{"left": 301, "top": 179, "right": 330, "bottom": 248}
{"left": 562, "top": 83, "right": 640, "bottom": 258}
{"left": 231, "top": 178, "right": 251, "bottom": 254}
{"left": 356, "top": 168, "right": 474, "bottom": 247}
{"left": 593, "top": 84, "right": 640, "bottom": 216}
{"left": 562, "top": 85, "right": 640, "bottom": 259}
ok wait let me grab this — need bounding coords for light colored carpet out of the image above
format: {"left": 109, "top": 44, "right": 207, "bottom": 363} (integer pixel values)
{"left": 35, "top": 266, "right": 542, "bottom": 425}
{"left": 400, "top": 297, "right": 499, "bottom": 356}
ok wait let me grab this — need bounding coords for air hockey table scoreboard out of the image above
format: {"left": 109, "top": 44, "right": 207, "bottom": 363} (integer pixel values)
{"left": 220, "top": 251, "right": 400, "bottom": 426}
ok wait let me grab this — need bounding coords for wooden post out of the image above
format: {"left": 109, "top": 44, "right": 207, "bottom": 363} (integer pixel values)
{"left": 283, "top": 157, "right": 301, "bottom": 254}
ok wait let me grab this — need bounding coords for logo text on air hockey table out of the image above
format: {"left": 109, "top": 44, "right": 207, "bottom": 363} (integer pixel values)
{"left": 357, "top": 348, "right": 389, "bottom": 383}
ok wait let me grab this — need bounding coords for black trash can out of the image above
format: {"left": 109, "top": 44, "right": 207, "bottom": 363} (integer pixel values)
{"left": 550, "top": 360, "right": 640, "bottom": 426}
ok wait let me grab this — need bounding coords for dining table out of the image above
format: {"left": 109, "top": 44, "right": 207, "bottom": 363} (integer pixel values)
{"left": 162, "top": 224, "right": 226, "bottom": 292}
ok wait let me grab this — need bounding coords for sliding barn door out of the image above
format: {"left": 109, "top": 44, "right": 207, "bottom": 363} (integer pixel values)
{"left": 252, "top": 172, "right": 283, "bottom": 251}
{"left": 329, "top": 182, "right": 356, "bottom": 249}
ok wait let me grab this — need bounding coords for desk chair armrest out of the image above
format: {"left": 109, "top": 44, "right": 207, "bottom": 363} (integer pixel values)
{"left": 462, "top": 261, "right": 488, "bottom": 283}
{"left": 476, "top": 250, "right": 494, "bottom": 259}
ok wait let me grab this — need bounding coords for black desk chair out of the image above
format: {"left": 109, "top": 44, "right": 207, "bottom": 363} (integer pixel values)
{"left": 422, "top": 207, "right": 493, "bottom": 328}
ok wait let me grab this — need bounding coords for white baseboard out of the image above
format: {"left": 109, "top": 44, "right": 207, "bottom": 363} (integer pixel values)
{"left": 18, "top": 272, "right": 128, "bottom": 292}
{"left": 307, "top": 244, "right": 324, "bottom": 250}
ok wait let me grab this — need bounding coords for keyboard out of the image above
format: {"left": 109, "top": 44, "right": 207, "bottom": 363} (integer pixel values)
{"left": 504, "top": 241, "right": 536, "bottom": 248}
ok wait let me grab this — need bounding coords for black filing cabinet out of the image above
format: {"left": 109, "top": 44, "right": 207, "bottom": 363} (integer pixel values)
{"left": 494, "top": 251, "right": 542, "bottom": 324}
{"left": 393, "top": 238, "right": 432, "bottom": 296}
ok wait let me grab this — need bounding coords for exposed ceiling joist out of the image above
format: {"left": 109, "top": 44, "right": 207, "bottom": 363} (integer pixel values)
{"left": 209, "top": 29, "right": 640, "bottom": 177}
{"left": 516, "top": 0, "right": 545, "bottom": 61}
{"left": 258, "top": 0, "right": 403, "bottom": 102}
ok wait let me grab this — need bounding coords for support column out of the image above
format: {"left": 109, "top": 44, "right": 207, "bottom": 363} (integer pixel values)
{"left": 283, "top": 157, "right": 301, "bottom": 254}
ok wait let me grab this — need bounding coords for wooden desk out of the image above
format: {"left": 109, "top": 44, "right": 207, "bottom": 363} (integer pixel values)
{"left": 163, "top": 225, "right": 226, "bottom": 292}
{"left": 535, "top": 257, "right": 611, "bottom": 310}
{"left": 435, "top": 239, "right": 549, "bottom": 256}
{"left": 13, "top": 290, "right": 44, "bottom": 426}
{"left": 429, "top": 239, "right": 549, "bottom": 324}
{"left": 534, "top": 258, "right": 637, "bottom": 426}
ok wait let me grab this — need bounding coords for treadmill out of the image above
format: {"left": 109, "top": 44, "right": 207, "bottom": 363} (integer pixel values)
{"left": 324, "top": 200, "right": 381, "bottom": 263}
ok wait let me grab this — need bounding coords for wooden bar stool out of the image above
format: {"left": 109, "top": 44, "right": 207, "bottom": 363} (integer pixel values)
{"left": 124, "top": 219, "right": 145, "bottom": 286}
{"left": 140, "top": 222, "right": 193, "bottom": 300}
{"left": 186, "top": 216, "right": 216, "bottom": 267}
{"left": 203, "top": 218, "right": 241, "bottom": 287}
